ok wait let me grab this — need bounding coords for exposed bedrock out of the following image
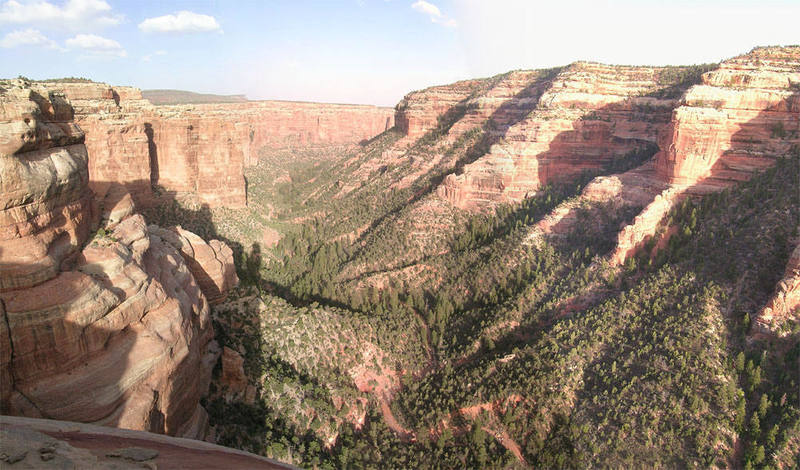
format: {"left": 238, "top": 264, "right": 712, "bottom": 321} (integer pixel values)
{"left": 753, "top": 242, "right": 800, "bottom": 337}
{"left": 0, "top": 80, "right": 238, "bottom": 440}
{"left": 610, "top": 47, "right": 799, "bottom": 266}
{"left": 0, "top": 415, "right": 292, "bottom": 469}
{"left": 431, "top": 63, "right": 682, "bottom": 210}
{"left": 654, "top": 46, "right": 800, "bottom": 189}
{"left": 37, "top": 82, "right": 394, "bottom": 209}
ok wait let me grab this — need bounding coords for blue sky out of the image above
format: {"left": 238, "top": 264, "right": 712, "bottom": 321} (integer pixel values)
{"left": 0, "top": 0, "right": 798, "bottom": 106}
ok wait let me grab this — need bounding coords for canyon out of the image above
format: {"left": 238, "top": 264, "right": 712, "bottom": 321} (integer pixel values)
{"left": 1, "top": 45, "right": 798, "bottom": 469}
{"left": 35, "top": 81, "right": 394, "bottom": 209}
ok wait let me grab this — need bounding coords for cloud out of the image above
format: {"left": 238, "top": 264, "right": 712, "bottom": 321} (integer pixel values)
{"left": 141, "top": 49, "right": 167, "bottom": 62}
{"left": 411, "top": 0, "right": 456, "bottom": 28}
{"left": 0, "top": 27, "right": 61, "bottom": 49}
{"left": 65, "top": 33, "right": 125, "bottom": 58}
{"left": 0, "top": 0, "right": 122, "bottom": 30}
{"left": 138, "top": 10, "right": 221, "bottom": 34}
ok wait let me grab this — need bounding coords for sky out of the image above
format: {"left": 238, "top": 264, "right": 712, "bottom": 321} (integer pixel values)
{"left": 0, "top": 0, "right": 798, "bottom": 106}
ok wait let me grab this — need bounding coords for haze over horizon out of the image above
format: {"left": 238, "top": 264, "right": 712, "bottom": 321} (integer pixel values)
{"left": 0, "top": 0, "right": 798, "bottom": 106}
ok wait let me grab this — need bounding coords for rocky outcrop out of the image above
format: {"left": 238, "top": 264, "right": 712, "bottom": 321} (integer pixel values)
{"left": 753, "top": 242, "right": 800, "bottom": 336}
{"left": 395, "top": 78, "right": 484, "bottom": 139}
{"left": 220, "top": 346, "right": 248, "bottom": 398}
{"left": 0, "top": 415, "right": 292, "bottom": 469}
{"left": 42, "top": 83, "right": 156, "bottom": 206}
{"left": 151, "top": 225, "right": 239, "bottom": 305}
{"left": 654, "top": 46, "right": 800, "bottom": 190}
{"left": 599, "top": 47, "right": 799, "bottom": 266}
{"left": 0, "top": 82, "right": 92, "bottom": 292}
{"left": 436, "top": 63, "right": 686, "bottom": 210}
{"left": 38, "top": 81, "right": 394, "bottom": 209}
{"left": 0, "top": 81, "right": 236, "bottom": 439}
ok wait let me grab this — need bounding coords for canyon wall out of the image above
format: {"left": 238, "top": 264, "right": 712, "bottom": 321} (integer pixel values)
{"left": 398, "top": 46, "right": 797, "bottom": 272}
{"left": 608, "top": 47, "right": 799, "bottom": 266}
{"left": 0, "top": 80, "right": 237, "bottom": 439}
{"left": 753, "top": 242, "right": 800, "bottom": 337}
{"left": 38, "top": 82, "right": 394, "bottom": 208}
{"left": 394, "top": 78, "right": 483, "bottom": 140}
{"left": 425, "top": 63, "right": 687, "bottom": 210}
{"left": 654, "top": 46, "right": 800, "bottom": 189}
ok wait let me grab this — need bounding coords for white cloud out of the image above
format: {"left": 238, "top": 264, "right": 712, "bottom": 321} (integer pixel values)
{"left": 66, "top": 33, "right": 125, "bottom": 58}
{"left": 141, "top": 49, "right": 167, "bottom": 62}
{"left": 0, "top": 27, "right": 61, "bottom": 49}
{"left": 411, "top": 0, "right": 456, "bottom": 28}
{"left": 0, "top": 0, "right": 122, "bottom": 30}
{"left": 138, "top": 10, "right": 221, "bottom": 34}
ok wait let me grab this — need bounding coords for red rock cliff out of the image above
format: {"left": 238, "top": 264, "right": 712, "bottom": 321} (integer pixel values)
{"left": 39, "top": 82, "right": 394, "bottom": 209}
{"left": 0, "top": 80, "right": 237, "bottom": 439}
{"left": 431, "top": 63, "right": 683, "bottom": 209}
{"left": 598, "top": 47, "right": 799, "bottom": 267}
{"left": 654, "top": 46, "right": 800, "bottom": 189}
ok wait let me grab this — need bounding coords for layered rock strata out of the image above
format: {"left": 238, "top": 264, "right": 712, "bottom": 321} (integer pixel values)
{"left": 38, "top": 82, "right": 394, "bottom": 208}
{"left": 435, "top": 63, "right": 683, "bottom": 209}
{"left": 0, "top": 81, "right": 237, "bottom": 439}
{"left": 654, "top": 46, "right": 800, "bottom": 190}
{"left": 609, "top": 46, "right": 799, "bottom": 265}
{"left": 394, "top": 78, "right": 483, "bottom": 139}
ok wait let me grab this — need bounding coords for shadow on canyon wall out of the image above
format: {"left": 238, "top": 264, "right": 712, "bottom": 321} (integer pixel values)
{"left": 145, "top": 122, "right": 159, "bottom": 187}
{"left": 461, "top": 88, "right": 800, "bottom": 376}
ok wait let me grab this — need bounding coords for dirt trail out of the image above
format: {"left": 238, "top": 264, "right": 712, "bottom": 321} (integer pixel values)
{"left": 482, "top": 425, "right": 527, "bottom": 466}
{"left": 379, "top": 396, "right": 415, "bottom": 441}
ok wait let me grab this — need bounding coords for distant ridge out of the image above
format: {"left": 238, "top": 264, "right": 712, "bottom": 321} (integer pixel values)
{"left": 143, "top": 89, "right": 249, "bottom": 105}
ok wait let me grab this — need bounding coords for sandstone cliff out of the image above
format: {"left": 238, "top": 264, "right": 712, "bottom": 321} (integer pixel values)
{"left": 434, "top": 63, "right": 685, "bottom": 210}
{"left": 37, "top": 81, "right": 394, "bottom": 209}
{"left": 654, "top": 46, "right": 800, "bottom": 189}
{"left": 753, "top": 242, "right": 800, "bottom": 336}
{"left": 395, "top": 78, "right": 483, "bottom": 140}
{"left": 0, "top": 80, "right": 237, "bottom": 439}
{"left": 606, "top": 46, "right": 799, "bottom": 265}
{"left": 390, "top": 47, "right": 797, "bottom": 271}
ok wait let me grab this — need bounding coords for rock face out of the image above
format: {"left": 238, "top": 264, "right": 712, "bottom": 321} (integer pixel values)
{"left": 753, "top": 242, "right": 800, "bottom": 336}
{"left": 0, "top": 83, "right": 92, "bottom": 292}
{"left": 0, "top": 415, "right": 292, "bottom": 469}
{"left": 595, "top": 47, "right": 798, "bottom": 267}
{"left": 220, "top": 346, "right": 248, "bottom": 398}
{"left": 395, "top": 78, "right": 483, "bottom": 139}
{"left": 45, "top": 83, "right": 156, "bottom": 206}
{"left": 0, "top": 80, "right": 237, "bottom": 439}
{"left": 654, "top": 46, "right": 800, "bottom": 190}
{"left": 38, "top": 82, "right": 394, "bottom": 209}
{"left": 433, "top": 63, "right": 685, "bottom": 210}
{"left": 150, "top": 225, "right": 239, "bottom": 305}
{"left": 482, "top": 47, "right": 799, "bottom": 269}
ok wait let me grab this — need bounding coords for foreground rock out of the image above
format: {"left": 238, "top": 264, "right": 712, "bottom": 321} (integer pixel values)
{"left": 0, "top": 415, "right": 293, "bottom": 469}
{"left": 0, "top": 81, "right": 236, "bottom": 438}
